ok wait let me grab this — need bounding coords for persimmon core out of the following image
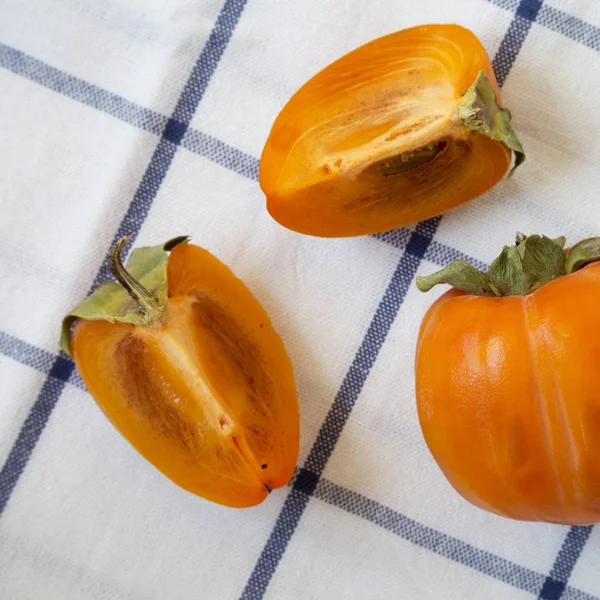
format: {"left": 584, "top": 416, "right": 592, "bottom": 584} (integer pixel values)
{"left": 378, "top": 141, "right": 447, "bottom": 176}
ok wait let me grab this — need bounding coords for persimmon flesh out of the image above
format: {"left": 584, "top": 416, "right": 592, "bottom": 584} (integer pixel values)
{"left": 62, "top": 238, "right": 299, "bottom": 508}
{"left": 261, "top": 24, "right": 524, "bottom": 237}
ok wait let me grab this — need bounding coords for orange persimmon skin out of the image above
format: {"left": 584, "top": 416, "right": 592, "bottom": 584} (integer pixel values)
{"left": 72, "top": 244, "right": 299, "bottom": 508}
{"left": 260, "top": 24, "right": 511, "bottom": 237}
{"left": 415, "top": 262, "right": 600, "bottom": 524}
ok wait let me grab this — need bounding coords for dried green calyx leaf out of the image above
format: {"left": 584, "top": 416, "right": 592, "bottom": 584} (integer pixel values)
{"left": 416, "top": 234, "right": 567, "bottom": 297}
{"left": 59, "top": 235, "right": 190, "bottom": 357}
{"left": 565, "top": 237, "right": 600, "bottom": 273}
{"left": 458, "top": 71, "right": 525, "bottom": 175}
{"left": 415, "top": 259, "right": 496, "bottom": 295}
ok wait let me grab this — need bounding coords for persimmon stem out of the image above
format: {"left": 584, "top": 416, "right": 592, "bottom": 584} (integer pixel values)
{"left": 108, "top": 236, "right": 164, "bottom": 323}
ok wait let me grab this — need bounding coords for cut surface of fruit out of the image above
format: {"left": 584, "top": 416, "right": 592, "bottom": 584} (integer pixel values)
{"left": 68, "top": 241, "right": 299, "bottom": 508}
{"left": 260, "top": 24, "right": 522, "bottom": 237}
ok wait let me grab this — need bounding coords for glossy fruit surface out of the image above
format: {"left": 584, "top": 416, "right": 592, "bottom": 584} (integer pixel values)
{"left": 416, "top": 235, "right": 600, "bottom": 524}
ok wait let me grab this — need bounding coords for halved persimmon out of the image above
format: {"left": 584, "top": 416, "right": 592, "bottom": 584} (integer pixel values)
{"left": 260, "top": 24, "right": 524, "bottom": 237}
{"left": 61, "top": 237, "right": 299, "bottom": 508}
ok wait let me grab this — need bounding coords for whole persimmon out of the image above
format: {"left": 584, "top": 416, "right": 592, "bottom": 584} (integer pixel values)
{"left": 261, "top": 24, "right": 524, "bottom": 237}
{"left": 61, "top": 236, "right": 299, "bottom": 508}
{"left": 416, "top": 234, "right": 600, "bottom": 524}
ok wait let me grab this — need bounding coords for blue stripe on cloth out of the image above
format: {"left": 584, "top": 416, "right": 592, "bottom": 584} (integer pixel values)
{"left": 304, "top": 220, "right": 441, "bottom": 477}
{"left": 0, "top": 43, "right": 167, "bottom": 136}
{"left": 547, "top": 527, "right": 595, "bottom": 584}
{"left": 538, "top": 4, "right": 600, "bottom": 52}
{"left": 93, "top": 0, "right": 249, "bottom": 283}
{"left": 0, "top": 357, "right": 73, "bottom": 514}
{"left": 539, "top": 526, "right": 595, "bottom": 600}
{"left": 316, "top": 479, "right": 534, "bottom": 594}
{"left": 181, "top": 129, "right": 259, "bottom": 180}
{"left": 371, "top": 228, "right": 413, "bottom": 249}
{"left": 313, "top": 479, "right": 598, "bottom": 600}
{"left": 374, "top": 229, "right": 489, "bottom": 272}
{"left": 493, "top": 13, "right": 539, "bottom": 87}
{"left": 240, "top": 217, "right": 442, "bottom": 600}
{"left": 240, "top": 1, "right": 542, "bottom": 596}
{"left": 373, "top": 229, "right": 489, "bottom": 271}
{"left": 0, "top": 0, "right": 249, "bottom": 518}
{"left": 67, "top": 369, "right": 86, "bottom": 391}
{"left": 91, "top": 136, "right": 181, "bottom": 285}
{"left": 172, "top": 0, "right": 247, "bottom": 124}
{"left": 0, "top": 332, "right": 86, "bottom": 391}
{"left": 487, "top": 0, "right": 521, "bottom": 11}
{"left": 0, "top": 43, "right": 256, "bottom": 182}
{"left": 562, "top": 588, "right": 600, "bottom": 600}
{"left": 0, "top": 331, "right": 55, "bottom": 376}
{"left": 516, "top": 0, "right": 543, "bottom": 21}
{"left": 240, "top": 486, "right": 312, "bottom": 600}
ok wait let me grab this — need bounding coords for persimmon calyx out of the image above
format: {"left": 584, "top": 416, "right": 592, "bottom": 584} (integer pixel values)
{"left": 416, "top": 234, "right": 582, "bottom": 296}
{"left": 457, "top": 71, "right": 525, "bottom": 175}
{"left": 566, "top": 238, "right": 600, "bottom": 273}
{"left": 59, "top": 235, "right": 190, "bottom": 357}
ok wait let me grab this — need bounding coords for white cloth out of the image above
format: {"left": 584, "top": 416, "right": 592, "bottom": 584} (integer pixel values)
{"left": 1, "top": 0, "right": 600, "bottom": 599}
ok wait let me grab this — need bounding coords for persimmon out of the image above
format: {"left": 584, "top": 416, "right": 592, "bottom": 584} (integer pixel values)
{"left": 260, "top": 24, "right": 524, "bottom": 237}
{"left": 60, "top": 236, "right": 299, "bottom": 508}
{"left": 416, "top": 234, "right": 600, "bottom": 524}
